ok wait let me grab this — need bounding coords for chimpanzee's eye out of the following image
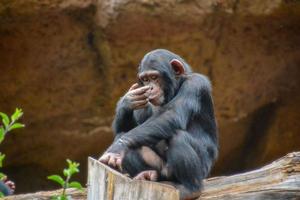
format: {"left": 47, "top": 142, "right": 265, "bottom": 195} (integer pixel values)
{"left": 151, "top": 75, "right": 157, "bottom": 80}
{"left": 142, "top": 77, "right": 149, "bottom": 82}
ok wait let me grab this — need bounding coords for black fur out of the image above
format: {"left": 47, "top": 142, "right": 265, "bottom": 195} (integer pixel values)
{"left": 108, "top": 49, "right": 218, "bottom": 194}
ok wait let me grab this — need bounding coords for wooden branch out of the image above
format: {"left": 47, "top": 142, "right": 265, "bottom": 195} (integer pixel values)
{"left": 3, "top": 188, "right": 86, "bottom": 200}
{"left": 5, "top": 152, "right": 300, "bottom": 200}
{"left": 199, "top": 151, "right": 300, "bottom": 199}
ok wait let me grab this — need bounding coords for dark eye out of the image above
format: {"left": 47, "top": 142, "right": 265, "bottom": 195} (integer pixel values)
{"left": 142, "top": 77, "right": 149, "bottom": 82}
{"left": 150, "top": 75, "right": 157, "bottom": 80}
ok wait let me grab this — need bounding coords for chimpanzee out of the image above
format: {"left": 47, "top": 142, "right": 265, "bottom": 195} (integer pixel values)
{"left": 99, "top": 49, "right": 218, "bottom": 200}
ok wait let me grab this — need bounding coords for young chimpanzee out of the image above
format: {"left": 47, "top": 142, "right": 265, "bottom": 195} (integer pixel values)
{"left": 99, "top": 49, "right": 218, "bottom": 200}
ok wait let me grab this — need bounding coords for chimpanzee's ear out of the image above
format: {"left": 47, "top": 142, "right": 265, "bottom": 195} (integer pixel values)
{"left": 170, "top": 59, "right": 185, "bottom": 75}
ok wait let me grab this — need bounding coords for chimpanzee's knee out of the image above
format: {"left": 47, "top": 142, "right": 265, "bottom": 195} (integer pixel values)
{"left": 166, "top": 131, "right": 203, "bottom": 191}
{"left": 122, "top": 146, "right": 165, "bottom": 178}
{"left": 122, "top": 148, "right": 150, "bottom": 177}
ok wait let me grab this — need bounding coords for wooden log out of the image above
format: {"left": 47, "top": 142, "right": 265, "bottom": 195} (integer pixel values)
{"left": 3, "top": 188, "right": 86, "bottom": 200}
{"left": 199, "top": 151, "right": 300, "bottom": 200}
{"left": 4, "top": 152, "right": 300, "bottom": 200}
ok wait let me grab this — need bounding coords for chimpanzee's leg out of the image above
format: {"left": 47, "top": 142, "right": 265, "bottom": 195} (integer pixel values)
{"left": 122, "top": 146, "right": 165, "bottom": 180}
{"left": 163, "top": 131, "right": 211, "bottom": 200}
{"left": 121, "top": 148, "right": 150, "bottom": 177}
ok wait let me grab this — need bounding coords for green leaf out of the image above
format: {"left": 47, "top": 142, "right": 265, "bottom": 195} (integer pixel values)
{"left": 51, "top": 195, "right": 61, "bottom": 200}
{"left": 11, "top": 108, "right": 23, "bottom": 122}
{"left": 0, "top": 172, "right": 6, "bottom": 180}
{"left": 65, "top": 159, "right": 80, "bottom": 177}
{"left": 47, "top": 175, "right": 65, "bottom": 187}
{"left": 0, "top": 112, "right": 10, "bottom": 129}
{"left": 0, "top": 153, "right": 5, "bottom": 167}
{"left": 66, "top": 195, "right": 73, "bottom": 200}
{"left": 8, "top": 123, "right": 25, "bottom": 131}
{"left": 68, "top": 181, "right": 83, "bottom": 190}
{"left": 63, "top": 169, "right": 70, "bottom": 177}
{"left": 69, "top": 167, "right": 79, "bottom": 176}
{"left": 0, "top": 191, "right": 5, "bottom": 198}
{"left": 0, "top": 127, "right": 4, "bottom": 144}
{"left": 67, "top": 159, "right": 72, "bottom": 165}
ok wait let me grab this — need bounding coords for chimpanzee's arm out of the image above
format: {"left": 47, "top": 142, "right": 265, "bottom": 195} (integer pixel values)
{"left": 112, "top": 98, "right": 138, "bottom": 139}
{"left": 108, "top": 74, "right": 212, "bottom": 153}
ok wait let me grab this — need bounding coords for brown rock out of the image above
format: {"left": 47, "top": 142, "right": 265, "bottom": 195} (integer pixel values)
{"left": 0, "top": 0, "right": 299, "bottom": 193}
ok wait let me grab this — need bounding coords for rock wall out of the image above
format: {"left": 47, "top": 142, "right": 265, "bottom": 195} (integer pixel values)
{"left": 0, "top": 0, "right": 299, "bottom": 193}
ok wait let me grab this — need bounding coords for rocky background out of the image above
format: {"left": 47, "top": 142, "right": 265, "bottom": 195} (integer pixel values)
{"left": 0, "top": 0, "right": 299, "bottom": 194}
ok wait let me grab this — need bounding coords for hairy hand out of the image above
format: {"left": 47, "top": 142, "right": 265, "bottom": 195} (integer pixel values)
{"left": 99, "top": 152, "right": 123, "bottom": 171}
{"left": 123, "top": 83, "right": 151, "bottom": 110}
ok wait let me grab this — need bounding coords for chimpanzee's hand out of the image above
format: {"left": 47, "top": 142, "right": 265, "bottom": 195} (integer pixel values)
{"left": 99, "top": 152, "right": 123, "bottom": 171}
{"left": 122, "top": 83, "right": 151, "bottom": 110}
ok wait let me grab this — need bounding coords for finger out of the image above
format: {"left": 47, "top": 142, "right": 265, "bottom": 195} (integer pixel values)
{"left": 135, "top": 103, "right": 149, "bottom": 110}
{"left": 133, "top": 102, "right": 149, "bottom": 110}
{"left": 116, "top": 158, "right": 122, "bottom": 171}
{"left": 148, "top": 92, "right": 160, "bottom": 99}
{"left": 134, "top": 174, "right": 145, "bottom": 180}
{"left": 129, "top": 83, "right": 139, "bottom": 91}
{"left": 145, "top": 172, "right": 151, "bottom": 180}
{"left": 99, "top": 155, "right": 109, "bottom": 164}
{"left": 134, "top": 100, "right": 149, "bottom": 108}
{"left": 144, "top": 90, "right": 151, "bottom": 97}
{"left": 130, "top": 86, "right": 151, "bottom": 95}
{"left": 150, "top": 172, "right": 158, "bottom": 181}
{"left": 132, "top": 99, "right": 148, "bottom": 106}
{"left": 108, "top": 156, "right": 116, "bottom": 168}
{"left": 105, "top": 154, "right": 113, "bottom": 165}
{"left": 131, "top": 94, "right": 149, "bottom": 101}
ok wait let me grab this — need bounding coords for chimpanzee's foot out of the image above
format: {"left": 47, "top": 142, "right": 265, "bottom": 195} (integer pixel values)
{"left": 133, "top": 170, "right": 158, "bottom": 181}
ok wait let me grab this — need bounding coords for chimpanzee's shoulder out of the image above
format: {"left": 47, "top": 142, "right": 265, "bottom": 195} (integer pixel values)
{"left": 185, "top": 73, "right": 212, "bottom": 91}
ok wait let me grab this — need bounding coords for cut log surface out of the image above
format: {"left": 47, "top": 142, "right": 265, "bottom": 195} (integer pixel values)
{"left": 4, "top": 152, "right": 300, "bottom": 200}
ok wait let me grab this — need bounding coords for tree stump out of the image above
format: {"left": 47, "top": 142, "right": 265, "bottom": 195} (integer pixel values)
{"left": 87, "top": 157, "right": 179, "bottom": 200}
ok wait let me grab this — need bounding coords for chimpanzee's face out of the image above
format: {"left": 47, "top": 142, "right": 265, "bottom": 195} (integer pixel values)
{"left": 138, "top": 70, "right": 164, "bottom": 106}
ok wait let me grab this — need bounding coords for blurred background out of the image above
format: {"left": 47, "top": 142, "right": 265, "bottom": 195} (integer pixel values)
{"left": 0, "top": 0, "right": 299, "bottom": 194}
